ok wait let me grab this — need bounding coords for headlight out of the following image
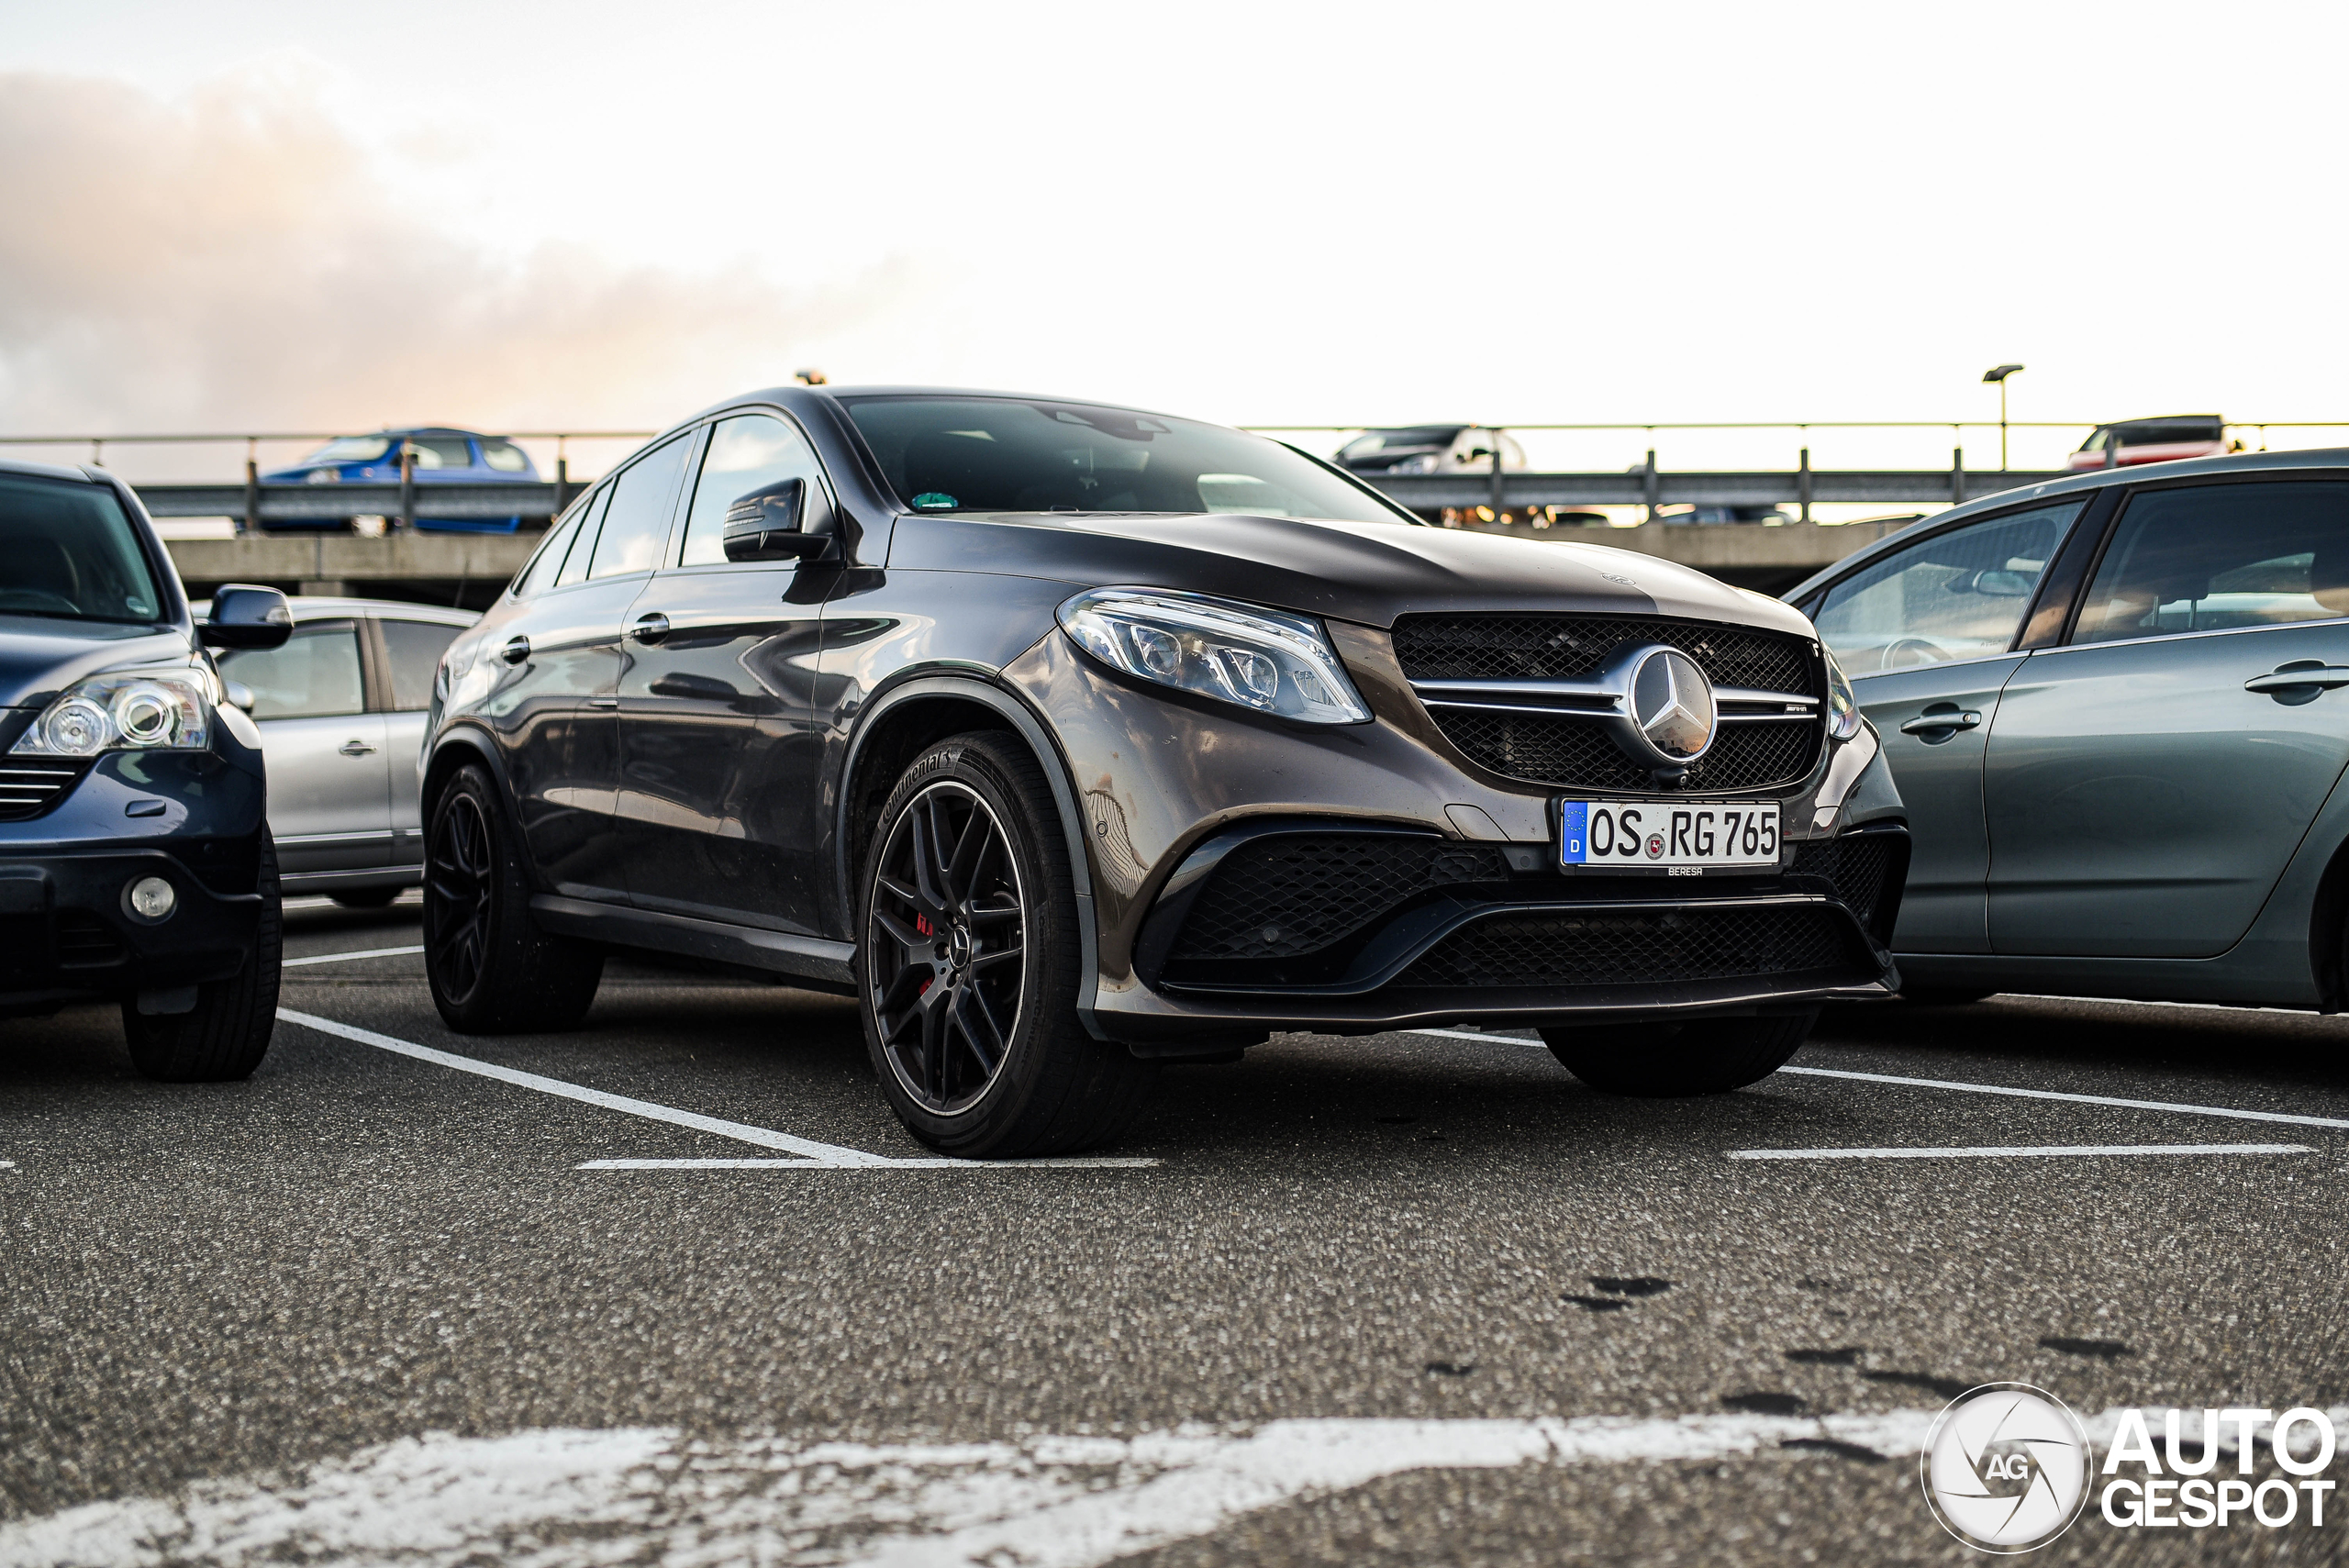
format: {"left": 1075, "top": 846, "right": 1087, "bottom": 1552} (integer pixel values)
{"left": 1824, "top": 648, "right": 1862, "bottom": 742}
{"left": 9, "top": 666, "right": 217, "bottom": 756}
{"left": 1057, "top": 587, "right": 1372, "bottom": 725}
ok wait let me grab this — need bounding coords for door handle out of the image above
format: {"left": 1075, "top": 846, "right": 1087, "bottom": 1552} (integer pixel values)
{"left": 586, "top": 695, "right": 619, "bottom": 709}
{"left": 338, "top": 739, "right": 377, "bottom": 757}
{"left": 1899, "top": 708, "right": 1982, "bottom": 738}
{"left": 2245, "top": 662, "right": 2349, "bottom": 699}
{"left": 501, "top": 635, "right": 531, "bottom": 664}
{"left": 629, "top": 612, "right": 672, "bottom": 644}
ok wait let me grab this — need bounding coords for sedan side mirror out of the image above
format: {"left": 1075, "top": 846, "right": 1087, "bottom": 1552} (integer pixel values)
{"left": 199, "top": 584, "right": 294, "bottom": 650}
{"left": 223, "top": 680, "right": 257, "bottom": 712}
{"left": 722, "top": 478, "right": 829, "bottom": 562}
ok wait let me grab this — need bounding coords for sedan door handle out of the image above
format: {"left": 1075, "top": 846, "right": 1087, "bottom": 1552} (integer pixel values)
{"left": 501, "top": 635, "right": 531, "bottom": 664}
{"left": 2245, "top": 663, "right": 2349, "bottom": 696}
{"left": 338, "top": 739, "right": 377, "bottom": 757}
{"left": 1899, "top": 709, "right": 1982, "bottom": 736}
{"left": 629, "top": 612, "right": 671, "bottom": 644}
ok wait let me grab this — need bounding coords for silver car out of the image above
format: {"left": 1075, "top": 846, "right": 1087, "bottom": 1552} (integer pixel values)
{"left": 1787, "top": 448, "right": 2349, "bottom": 1007}
{"left": 206, "top": 597, "right": 476, "bottom": 906}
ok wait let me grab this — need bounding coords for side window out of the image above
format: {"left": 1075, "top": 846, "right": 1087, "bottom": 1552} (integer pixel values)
{"left": 405, "top": 436, "right": 474, "bottom": 469}
{"left": 678, "top": 413, "right": 829, "bottom": 566}
{"left": 555, "top": 485, "right": 610, "bottom": 588}
{"left": 589, "top": 435, "right": 692, "bottom": 579}
{"left": 1815, "top": 500, "right": 2085, "bottom": 673}
{"left": 215, "top": 621, "right": 365, "bottom": 719}
{"left": 2073, "top": 482, "right": 2349, "bottom": 644}
{"left": 380, "top": 619, "right": 464, "bottom": 711}
{"left": 513, "top": 507, "right": 584, "bottom": 597}
{"left": 480, "top": 439, "right": 529, "bottom": 473}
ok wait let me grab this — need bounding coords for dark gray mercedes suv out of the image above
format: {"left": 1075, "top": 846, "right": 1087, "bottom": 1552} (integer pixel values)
{"left": 421, "top": 388, "right": 1908, "bottom": 1156}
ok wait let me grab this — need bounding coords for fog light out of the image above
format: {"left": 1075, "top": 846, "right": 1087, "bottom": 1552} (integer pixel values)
{"left": 126, "top": 875, "right": 176, "bottom": 921}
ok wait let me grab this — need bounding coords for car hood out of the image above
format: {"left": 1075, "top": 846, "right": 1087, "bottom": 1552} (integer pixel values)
{"left": 888, "top": 512, "right": 1817, "bottom": 639}
{"left": 0, "top": 617, "right": 197, "bottom": 709}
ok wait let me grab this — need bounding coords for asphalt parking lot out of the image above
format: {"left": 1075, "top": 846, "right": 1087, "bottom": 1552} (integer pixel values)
{"left": 2, "top": 897, "right": 2344, "bottom": 1566}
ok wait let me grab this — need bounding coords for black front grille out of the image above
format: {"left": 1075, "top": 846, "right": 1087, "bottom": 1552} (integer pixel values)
{"left": 1394, "top": 614, "right": 1817, "bottom": 695}
{"left": 1396, "top": 905, "right": 1857, "bottom": 989}
{"left": 1173, "top": 835, "right": 1509, "bottom": 962}
{"left": 1433, "top": 711, "right": 1820, "bottom": 793}
{"left": 0, "top": 761, "right": 91, "bottom": 822}
{"left": 54, "top": 911, "right": 125, "bottom": 967}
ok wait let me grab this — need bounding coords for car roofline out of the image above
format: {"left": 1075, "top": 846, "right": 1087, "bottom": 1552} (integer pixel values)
{"left": 1782, "top": 445, "right": 2349, "bottom": 605}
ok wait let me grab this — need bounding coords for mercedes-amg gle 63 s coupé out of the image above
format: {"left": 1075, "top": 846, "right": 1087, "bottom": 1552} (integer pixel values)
{"left": 420, "top": 387, "right": 1909, "bottom": 1156}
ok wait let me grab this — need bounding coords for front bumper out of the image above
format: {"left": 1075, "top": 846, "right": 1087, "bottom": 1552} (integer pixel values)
{"left": 999, "top": 629, "right": 1907, "bottom": 1047}
{"left": 0, "top": 850, "right": 263, "bottom": 1005}
{"left": 0, "top": 742, "right": 268, "bottom": 1006}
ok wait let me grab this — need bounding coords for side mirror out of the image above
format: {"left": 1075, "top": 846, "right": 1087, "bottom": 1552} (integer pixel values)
{"left": 223, "top": 680, "right": 257, "bottom": 712}
{"left": 199, "top": 584, "right": 294, "bottom": 649}
{"left": 722, "top": 478, "right": 829, "bottom": 562}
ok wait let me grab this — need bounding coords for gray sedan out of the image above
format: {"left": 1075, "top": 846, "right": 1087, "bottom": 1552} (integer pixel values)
{"left": 206, "top": 597, "right": 475, "bottom": 906}
{"left": 1787, "top": 447, "right": 2349, "bottom": 1007}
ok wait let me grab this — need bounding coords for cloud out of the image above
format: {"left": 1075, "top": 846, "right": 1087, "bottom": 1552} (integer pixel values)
{"left": 0, "top": 68, "right": 922, "bottom": 439}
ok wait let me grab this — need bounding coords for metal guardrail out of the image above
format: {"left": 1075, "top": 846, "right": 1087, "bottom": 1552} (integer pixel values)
{"left": 1374, "top": 466, "right": 2067, "bottom": 513}
{"left": 131, "top": 465, "right": 2061, "bottom": 532}
{"left": 137, "top": 480, "right": 571, "bottom": 526}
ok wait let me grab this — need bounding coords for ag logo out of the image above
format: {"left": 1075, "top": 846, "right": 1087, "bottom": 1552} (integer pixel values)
{"left": 1921, "top": 1384, "right": 2092, "bottom": 1553}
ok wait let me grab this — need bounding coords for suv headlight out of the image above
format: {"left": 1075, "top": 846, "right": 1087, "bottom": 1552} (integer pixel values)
{"left": 1057, "top": 587, "right": 1372, "bottom": 725}
{"left": 9, "top": 666, "right": 217, "bottom": 756}
{"left": 1824, "top": 648, "right": 1862, "bottom": 742}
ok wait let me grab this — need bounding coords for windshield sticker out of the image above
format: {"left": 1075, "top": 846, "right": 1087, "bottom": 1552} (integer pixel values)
{"left": 912, "top": 493, "right": 959, "bottom": 510}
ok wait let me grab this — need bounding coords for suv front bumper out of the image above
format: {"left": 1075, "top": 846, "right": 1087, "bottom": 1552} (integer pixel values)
{"left": 0, "top": 747, "right": 268, "bottom": 1008}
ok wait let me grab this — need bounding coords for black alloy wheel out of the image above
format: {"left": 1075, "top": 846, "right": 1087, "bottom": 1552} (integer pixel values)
{"left": 427, "top": 789, "right": 495, "bottom": 1000}
{"left": 421, "top": 763, "right": 602, "bottom": 1033}
{"left": 857, "top": 732, "right": 1158, "bottom": 1157}
{"left": 868, "top": 780, "right": 1026, "bottom": 1115}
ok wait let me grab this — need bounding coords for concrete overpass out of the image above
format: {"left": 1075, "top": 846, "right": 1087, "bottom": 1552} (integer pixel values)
{"left": 142, "top": 466, "right": 2037, "bottom": 604}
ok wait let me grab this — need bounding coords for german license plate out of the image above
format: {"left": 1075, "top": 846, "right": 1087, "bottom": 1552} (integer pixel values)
{"left": 1557, "top": 800, "right": 1779, "bottom": 873}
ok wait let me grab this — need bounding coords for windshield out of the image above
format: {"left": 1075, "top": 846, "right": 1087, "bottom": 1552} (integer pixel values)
{"left": 299, "top": 436, "right": 395, "bottom": 465}
{"left": 0, "top": 473, "right": 165, "bottom": 623}
{"left": 842, "top": 396, "right": 1414, "bottom": 526}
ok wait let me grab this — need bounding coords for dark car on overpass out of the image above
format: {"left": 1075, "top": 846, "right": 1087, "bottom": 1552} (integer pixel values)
{"left": 0, "top": 456, "right": 293, "bottom": 1078}
{"left": 1788, "top": 447, "right": 2349, "bottom": 1010}
{"left": 420, "top": 387, "right": 1909, "bottom": 1156}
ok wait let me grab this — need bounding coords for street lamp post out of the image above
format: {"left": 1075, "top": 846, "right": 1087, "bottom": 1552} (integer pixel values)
{"left": 1983, "top": 363, "right": 2025, "bottom": 470}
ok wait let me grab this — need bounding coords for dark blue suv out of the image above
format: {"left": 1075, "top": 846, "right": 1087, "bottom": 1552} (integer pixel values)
{"left": 1, "top": 457, "right": 293, "bottom": 1079}
{"left": 261, "top": 427, "right": 541, "bottom": 533}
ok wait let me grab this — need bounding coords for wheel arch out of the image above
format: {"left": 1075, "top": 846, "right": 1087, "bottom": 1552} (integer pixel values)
{"left": 2307, "top": 826, "right": 2349, "bottom": 1012}
{"left": 418, "top": 724, "right": 533, "bottom": 878}
{"left": 833, "top": 675, "right": 1104, "bottom": 1037}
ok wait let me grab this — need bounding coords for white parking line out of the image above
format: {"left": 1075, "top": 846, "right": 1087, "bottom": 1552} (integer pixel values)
{"left": 283, "top": 945, "right": 426, "bottom": 968}
{"left": 1777, "top": 1063, "right": 2349, "bottom": 1131}
{"left": 1729, "top": 1142, "right": 2313, "bottom": 1162}
{"left": 580, "top": 1156, "right": 1161, "bottom": 1171}
{"left": 1407, "top": 1028, "right": 2349, "bottom": 1133}
{"left": 274, "top": 1009, "right": 1159, "bottom": 1171}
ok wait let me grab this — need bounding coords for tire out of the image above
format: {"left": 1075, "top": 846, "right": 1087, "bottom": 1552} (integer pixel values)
{"left": 857, "top": 731, "right": 1157, "bottom": 1158}
{"left": 1539, "top": 1007, "right": 1819, "bottom": 1096}
{"left": 422, "top": 762, "right": 603, "bottom": 1032}
{"left": 123, "top": 834, "right": 282, "bottom": 1082}
{"left": 1899, "top": 986, "right": 1998, "bottom": 1006}
{"left": 330, "top": 886, "right": 403, "bottom": 909}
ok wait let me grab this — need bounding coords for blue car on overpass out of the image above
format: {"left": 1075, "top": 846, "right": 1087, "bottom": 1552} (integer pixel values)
{"left": 261, "top": 428, "right": 540, "bottom": 534}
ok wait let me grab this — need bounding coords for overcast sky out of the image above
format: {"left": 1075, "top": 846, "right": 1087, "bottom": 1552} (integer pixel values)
{"left": 2, "top": 0, "right": 2344, "bottom": 476}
